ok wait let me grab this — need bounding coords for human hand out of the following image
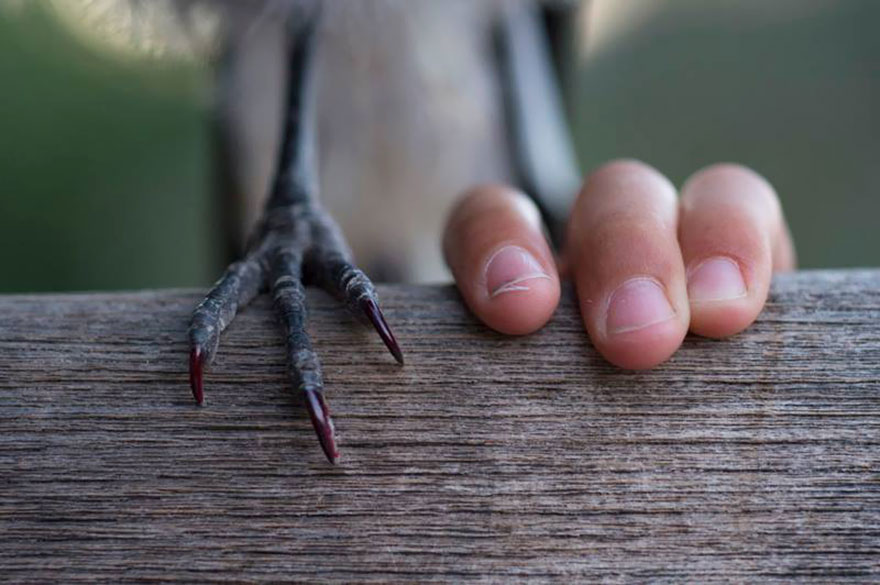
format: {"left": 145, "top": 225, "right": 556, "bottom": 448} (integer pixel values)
{"left": 443, "top": 160, "right": 796, "bottom": 369}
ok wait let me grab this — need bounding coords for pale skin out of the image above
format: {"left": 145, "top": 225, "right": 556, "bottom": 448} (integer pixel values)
{"left": 443, "top": 160, "right": 797, "bottom": 370}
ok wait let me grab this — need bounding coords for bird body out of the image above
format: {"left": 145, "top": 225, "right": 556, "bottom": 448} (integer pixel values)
{"left": 220, "top": 1, "right": 515, "bottom": 281}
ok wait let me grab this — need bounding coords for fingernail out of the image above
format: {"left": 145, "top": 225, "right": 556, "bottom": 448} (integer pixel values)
{"left": 687, "top": 257, "right": 747, "bottom": 302}
{"left": 486, "top": 245, "right": 550, "bottom": 298}
{"left": 606, "top": 277, "right": 675, "bottom": 335}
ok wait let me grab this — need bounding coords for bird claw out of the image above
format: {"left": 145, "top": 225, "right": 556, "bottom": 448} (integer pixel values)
{"left": 189, "top": 346, "right": 204, "bottom": 406}
{"left": 360, "top": 298, "right": 404, "bottom": 366}
{"left": 304, "top": 388, "right": 339, "bottom": 464}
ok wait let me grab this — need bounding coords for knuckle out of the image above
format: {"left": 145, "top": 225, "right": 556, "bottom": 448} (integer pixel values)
{"left": 591, "top": 212, "right": 670, "bottom": 250}
{"left": 448, "top": 184, "right": 538, "bottom": 233}
{"left": 581, "top": 159, "right": 677, "bottom": 208}
{"left": 689, "top": 162, "right": 766, "bottom": 189}
{"left": 683, "top": 163, "right": 782, "bottom": 219}
{"left": 443, "top": 184, "right": 541, "bottom": 264}
{"left": 592, "top": 158, "right": 657, "bottom": 179}
{"left": 570, "top": 211, "right": 673, "bottom": 269}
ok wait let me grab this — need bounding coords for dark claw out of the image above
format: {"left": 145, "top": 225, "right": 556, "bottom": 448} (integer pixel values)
{"left": 189, "top": 347, "right": 205, "bottom": 405}
{"left": 304, "top": 389, "right": 339, "bottom": 464}
{"left": 360, "top": 298, "right": 404, "bottom": 365}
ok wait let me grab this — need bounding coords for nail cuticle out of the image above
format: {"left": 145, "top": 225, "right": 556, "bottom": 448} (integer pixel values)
{"left": 604, "top": 276, "right": 676, "bottom": 337}
{"left": 484, "top": 245, "right": 550, "bottom": 299}
{"left": 687, "top": 256, "right": 749, "bottom": 302}
{"left": 489, "top": 273, "right": 552, "bottom": 298}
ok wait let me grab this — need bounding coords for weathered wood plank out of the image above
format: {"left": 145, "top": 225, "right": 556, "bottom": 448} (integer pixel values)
{"left": 1, "top": 270, "right": 878, "bottom": 583}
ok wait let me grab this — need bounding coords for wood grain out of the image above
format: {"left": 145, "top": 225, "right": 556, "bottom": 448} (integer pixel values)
{"left": 1, "top": 270, "right": 878, "bottom": 583}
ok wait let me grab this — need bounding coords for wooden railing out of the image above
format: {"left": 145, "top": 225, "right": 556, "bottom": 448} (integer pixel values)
{"left": 1, "top": 270, "right": 878, "bottom": 582}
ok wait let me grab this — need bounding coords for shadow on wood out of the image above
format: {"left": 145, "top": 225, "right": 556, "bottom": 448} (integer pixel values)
{"left": 1, "top": 270, "right": 878, "bottom": 582}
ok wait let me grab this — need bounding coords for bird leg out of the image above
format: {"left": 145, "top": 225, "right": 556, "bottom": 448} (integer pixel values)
{"left": 187, "top": 6, "right": 402, "bottom": 464}
{"left": 495, "top": 2, "right": 581, "bottom": 249}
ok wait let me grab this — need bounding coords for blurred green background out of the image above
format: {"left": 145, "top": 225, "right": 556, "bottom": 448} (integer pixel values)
{"left": 0, "top": 1, "right": 218, "bottom": 292}
{"left": 0, "top": 0, "right": 877, "bottom": 293}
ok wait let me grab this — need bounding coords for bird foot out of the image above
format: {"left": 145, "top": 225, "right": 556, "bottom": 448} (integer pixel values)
{"left": 187, "top": 202, "right": 402, "bottom": 464}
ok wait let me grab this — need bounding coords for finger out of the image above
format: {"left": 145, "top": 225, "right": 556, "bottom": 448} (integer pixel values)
{"left": 679, "top": 163, "right": 795, "bottom": 338}
{"left": 773, "top": 221, "right": 798, "bottom": 273}
{"left": 443, "top": 184, "right": 561, "bottom": 335}
{"left": 567, "top": 160, "right": 690, "bottom": 369}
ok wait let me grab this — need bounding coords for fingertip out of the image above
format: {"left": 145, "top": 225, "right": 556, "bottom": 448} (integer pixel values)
{"left": 583, "top": 276, "right": 688, "bottom": 370}
{"left": 687, "top": 298, "right": 759, "bottom": 338}
{"left": 444, "top": 185, "right": 560, "bottom": 336}
{"left": 686, "top": 255, "right": 762, "bottom": 338}
{"left": 481, "top": 247, "right": 560, "bottom": 334}
{"left": 595, "top": 317, "right": 686, "bottom": 370}
{"left": 679, "top": 163, "right": 787, "bottom": 339}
